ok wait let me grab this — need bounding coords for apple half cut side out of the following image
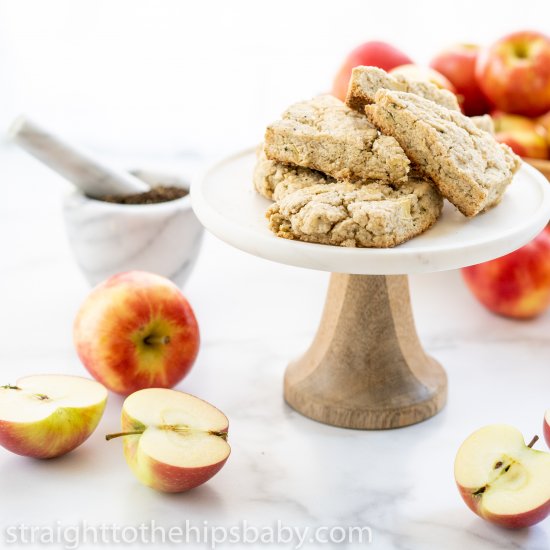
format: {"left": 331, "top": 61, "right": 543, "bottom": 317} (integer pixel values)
{"left": 107, "top": 388, "right": 230, "bottom": 493}
{"left": 454, "top": 424, "right": 550, "bottom": 529}
{"left": 544, "top": 411, "right": 550, "bottom": 448}
{"left": 0, "top": 374, "right": 108, "bottom": 459}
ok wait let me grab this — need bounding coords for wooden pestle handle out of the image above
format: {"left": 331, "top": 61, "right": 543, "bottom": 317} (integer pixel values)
{"left": 9, "top": 116, "right": 149, "bottom": 198}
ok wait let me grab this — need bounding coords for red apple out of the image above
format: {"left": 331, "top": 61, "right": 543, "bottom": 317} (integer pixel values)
{"left": 455, "top": 424, "right": 550, "bottom": 529}
{"left": 461, "top": 226, "right": 550, "bottom": 319}
{"left": 537, "top": 111, "right": 550, "bottom": 149}
{"left": 74, "top": 271, "right": 200, "bottom": 395}
{"left": 332, "top": 41, "right": 413, "bottom": 101}
{"left": 389, "top": 64, "right": 456, "bottom": 93}
{"left": 476, "top": 31, "right": 550, "bottom": 117}
{"left": 0, "top": 375, "right": 107, "bottom": 459}
{"left": 495, "top": 131, "right": 548, "bottom": 159}
{"left": 430, "top": 44, "right": 490, "bottom": 115}
{"left": 107, "top": 388, "right": 230, "bottom": 493}
{"left": 544, "top": 411, "right": 550, "bottom": 448}
{"left": 492, "top": 111, "right": 540, "bottom": 132}
{"left": 492, "top": 112, "right": 548, "bottom": 158}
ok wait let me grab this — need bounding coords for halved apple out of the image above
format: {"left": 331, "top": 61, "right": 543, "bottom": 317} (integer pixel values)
{"left": 454, "top": 424, "right": 550, "bottom": 528}
{"left": 544, "top": 411, "right": 550, "bottom": 448}
{"left": 0, "top": 374, "right": 107, "bottom": 459}
{"left": 107, "top": 388, "right": 230, "bottom": 493}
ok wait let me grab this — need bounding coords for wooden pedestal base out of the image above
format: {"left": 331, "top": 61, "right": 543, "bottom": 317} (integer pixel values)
{"left": 284, "top": 274, "right": 447, "bottom": 429}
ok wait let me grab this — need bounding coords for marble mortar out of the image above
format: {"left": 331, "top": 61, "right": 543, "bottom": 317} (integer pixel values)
{"left": 62, "top": 177, "right": 203, "bottom": 287}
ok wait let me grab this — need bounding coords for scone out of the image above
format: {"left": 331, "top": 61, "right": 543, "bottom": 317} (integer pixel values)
{"left": 267, "top": 177, "right": 443, "bottom": 248}
{"left": 264, "top": 95, "right": 410, "bottom": 184}
{"left": 253, "top": 145, "right": 335, "bottom": 201}
{"left": 365, "top": 90, "right": 521, "bottom": 217}
{"left": 346, "top": 66, "right": 494, "bottom": 133}
{"left": 346, "top": 66, "right": 460, "bottom": 112}
{"left": 470, "top": 114, "right": 494, "bottom": 134}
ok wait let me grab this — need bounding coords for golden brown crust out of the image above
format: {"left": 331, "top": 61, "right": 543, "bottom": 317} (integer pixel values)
{"left": 253, "top": 145, "right": 335, "bottom": 201}
{"left": 266, "top": 177, "right": 443, "bottom": 248}
{"left": 264, "top": 95, "right": 410, "bottom": 184}
{"left": 346, "top": 66, "right": 460, "bottom": 113}
{"left": 365, "top": 90, "right": 520, "bottom": 217}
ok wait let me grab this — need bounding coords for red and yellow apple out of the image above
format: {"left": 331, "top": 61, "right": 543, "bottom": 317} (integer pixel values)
{"left": 107, "top": 388, "right": 230, "bottom": 493}
{"left": 495, "top": 131, "right": 547, "bottom": 159}
{"left": 492, "top": 112, "right": 548, "bottom": 158}
{"left": 476, "top": 31, "right": 550, "bottom": 117}
{"left": 545, "top": 411, "right": 550, "bottom": 448}
{"left": 74, "top": 271, "right": 200, "bottom": 395}
{"left": 461, "top": 226, "right": 550, "bottom": 319}
{"left": 332, "top": 41, "right": 413, "bottom": 101}
{"left": 430, "top": 44, "right": 490, "bottom": 115}
{"left": 537, "top": 111, "right": 550, "bottom": 148}
{"left": 0, "top": 374, "right": 107, "bottom": 459}
{"left": 492, "top": 111, "right": 540, "bottom": 132}
{"left": 389, "top": 64, "right": 456, "bottom": 93}
{"left": 455, "top": 424, "right": 550, "bottom": 528}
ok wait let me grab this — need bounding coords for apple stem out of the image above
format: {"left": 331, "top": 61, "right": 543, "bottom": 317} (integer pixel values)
{"left": 144, "top": 335, "right": 171, "bottom": 346}
{"left": 105, "top": 430, "right": 144, "bottom": 441}
{"left": 527, "top": 435, "right": 539, "bottom": 449}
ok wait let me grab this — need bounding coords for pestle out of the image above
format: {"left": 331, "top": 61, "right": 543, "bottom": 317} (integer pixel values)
{"left": 9, "top": 115, "right": 150, "bottom": 198}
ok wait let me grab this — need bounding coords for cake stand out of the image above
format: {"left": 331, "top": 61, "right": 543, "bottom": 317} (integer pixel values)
{"left": 192, "top": 148, "right": 550, "bottom": 430}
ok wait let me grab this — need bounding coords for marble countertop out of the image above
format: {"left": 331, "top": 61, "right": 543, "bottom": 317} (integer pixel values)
{"left": 1, "top": 146, "right": 549, "bottom": 550}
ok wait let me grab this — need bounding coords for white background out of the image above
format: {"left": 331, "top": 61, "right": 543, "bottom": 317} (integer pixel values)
{"left": 0, "top": 0, "right": 549, "bottom": 158}
{"left": 1, "top": 2, "right": 550, "bottom": 550}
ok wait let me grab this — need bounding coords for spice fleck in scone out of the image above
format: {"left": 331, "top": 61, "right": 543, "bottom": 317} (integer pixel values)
{"left": 267, "top": 177, "right": 443, "bottom": 248}
{"left": 365, "top": 90, "right": 521, "bottom": 217}
{"left": 253, "top": 146, "right": 335, "bottom": 201}
{"left": 264, "top": 95, "right": 410, "bottom": 184}
{"left": 346, "top": 66, "right": 460, "bottom": 113}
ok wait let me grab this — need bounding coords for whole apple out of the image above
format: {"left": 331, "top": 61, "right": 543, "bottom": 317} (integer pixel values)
{"left": 107, "top": 388, "right": 230, "bottom": 493}
{"left": 496, "top": 131, "right": 548, "bottom": 159}
{"left": 332, "top": 41, "right": 413, "bottom": 101}
{"left": 389, "top": 64, "right": 456, "bottom": 93}
{"left": 0, "top": 374, "right": 107, "bottom": 459}
{"left": 462, "top": 226, "right": 550, "bottom": 319}
{"left": 545, "top": 411, "right": 550, "bottom": 447}
{"left": 493, "top": 111, "right": 541, "bottom": 132}
{"left": 476, "top": 31, "right": 550, "bottom": 117}
{"left": 430, "top": 44, "right": 490, "bottom": 115}
{"left": 455, "top": 424, "right": 550, "bottom": 528}
{"left": 537, "top": 111, "right": 550, "bottom": 149}
{"left": 492, "top": 112, "right": 548, "bottom": 159}
{"left": 74, "top": 271, "right": 200, "bottom": 395}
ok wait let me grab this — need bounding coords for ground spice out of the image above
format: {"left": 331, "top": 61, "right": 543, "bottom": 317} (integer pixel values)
{"left": 97, "top": 185, "right": 188, "bottom": 205}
